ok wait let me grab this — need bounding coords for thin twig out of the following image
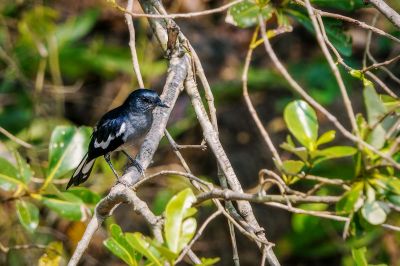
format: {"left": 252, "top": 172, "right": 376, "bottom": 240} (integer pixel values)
{"left": 366, "top": 0, "right": 400, "bottom": 29}
{"left": 258, "top": 16, "right": 400, "bottom": 170}
{"left": 305, "top": 0, "right": 358, "bottom": 134}
{"left": 125, "top": 0, "right": 145, "bottom": 88}
{"left": 175, "top": 210, "right": 222, "bottom": 264}
{"left": 112, "top": 0, "right": 244, "bottom": 19}
{"left": 0, "top": 127, "right": 33, "bottom": 148}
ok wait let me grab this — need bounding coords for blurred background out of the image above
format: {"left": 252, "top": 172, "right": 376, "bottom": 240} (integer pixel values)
{"left": 1, "top": 0, "right": 400, "bottom": 265}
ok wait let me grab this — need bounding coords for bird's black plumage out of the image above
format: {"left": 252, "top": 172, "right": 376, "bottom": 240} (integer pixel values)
{"left": 67, "top": 88, "right": 168, "bottom": 189}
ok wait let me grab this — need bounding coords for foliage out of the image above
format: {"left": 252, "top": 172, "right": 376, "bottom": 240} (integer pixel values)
{"left": 104, "top": 188, "right": 218, "bottom": 265}
{"left": 1, "top": 0, "right": 400, "bottom": 265}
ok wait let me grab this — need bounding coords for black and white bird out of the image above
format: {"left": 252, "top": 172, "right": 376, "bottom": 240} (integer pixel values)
{"left": 66, "top": 88, "right": 168, "bottom": 189}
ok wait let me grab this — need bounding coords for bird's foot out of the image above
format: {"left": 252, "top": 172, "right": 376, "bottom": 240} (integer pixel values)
{"left": 132, "top": 159, "right": 145, "bottom": 177}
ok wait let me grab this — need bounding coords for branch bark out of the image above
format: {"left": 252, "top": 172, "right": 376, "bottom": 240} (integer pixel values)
{"left": 367, "top": 0, "right": 400, "bottom": 29}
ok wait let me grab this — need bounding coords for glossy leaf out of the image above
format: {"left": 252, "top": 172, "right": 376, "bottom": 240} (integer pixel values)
{"left": 311, "top": 0, "right": 364, "bottom": 11}
{"left": 151, "top": 241, "right": 177, "bottom": 261}
{"left": 44, "top": 126, "right": 91, "bottom": 188}
{"left": 284, "top": 100, "right": 318, "bottom": 150}
{"left": 280, "top": 136, "right": 308, "bottom": 161}
{"left": 104, "top": 238, "right": 138, "bottom": 266}
{"left": 125, "top": 233, "right": 162, "bottom": 266}
{"left": 67, "top": 187, "right": 101, "bottom": 205}
{"left": 281, "top": 160, "right": 305, "bottom": 175}
{"left": 361, "top": 201, "right": 388, "bottom": 225}
{"left": 16, "top": 200, "right": 39, "bottom": 232}
{"left": 38, "top": 242, "right": 63, "bottom": 266}
{"left": 352, "top": 247, "right": 368, "bottom": 266}
{"left": 41, "top": 193, "right": 84, "bottom": 221}
{"left": 13, "top": 150, "right": 32, "bottom": 184}
{"left": 313, "top": 146, "right": 357, "bottom": 165}
{"left": 226, "top": 0, "right": 274, "bottom": 28}
{"left": 197, "top": 257, "right": 221, "bottom": 266}
{"left": 372, "top": 175, "right": 400, "bottom": 195}
{"left": 288, "top": 9, "right": 352, "bottom": 56}
{"left": 336, "top": 182, "right": 363, "bottom": 213}
{"left": 316, "top": 130, "right": 335, "bottom": 146}
{"left": 164, "top": 188, "right": 197, "bottom": 253}
{"left": 363, "top": 84, "right": 386, "bottom": 125}
{"left": 0, "top": 157, "right": 26, "bottom": 191}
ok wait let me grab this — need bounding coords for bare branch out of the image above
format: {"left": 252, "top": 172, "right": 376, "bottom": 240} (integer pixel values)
{"left": 366, "top": 0, "right": 400, "bottom": 29}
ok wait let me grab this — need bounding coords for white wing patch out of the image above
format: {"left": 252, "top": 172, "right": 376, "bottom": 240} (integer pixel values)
{"left": 94, "top": 134, "right": 115, "bottom": 149}
{"left": 116, "top": 122, "right": 126, "bottom": 137}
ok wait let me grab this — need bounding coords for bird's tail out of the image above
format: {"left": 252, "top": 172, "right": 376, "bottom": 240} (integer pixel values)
{"left": 66, "top": 153, "right": 95, "bottom": 190}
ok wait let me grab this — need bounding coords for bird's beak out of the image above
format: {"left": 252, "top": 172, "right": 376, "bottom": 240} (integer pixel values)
{"left": 157, "top": 101, "right": 169, "bottom": 108}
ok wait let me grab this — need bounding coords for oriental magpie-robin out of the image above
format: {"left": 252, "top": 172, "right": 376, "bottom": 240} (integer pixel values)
{"left": 66, "top": 88, "right": 168, "bottom": 189}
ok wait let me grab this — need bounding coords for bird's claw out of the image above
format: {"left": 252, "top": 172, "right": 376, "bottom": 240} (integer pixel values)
{"left": 132, "top": 159, "right": 145, "bottom": 177}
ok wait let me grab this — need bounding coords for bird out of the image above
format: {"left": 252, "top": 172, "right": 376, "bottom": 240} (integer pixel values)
{"left": 66, "top": 88, "right": 169, "bottom": 189}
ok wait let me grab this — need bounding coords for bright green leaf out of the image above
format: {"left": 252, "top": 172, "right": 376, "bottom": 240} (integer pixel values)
{"left": 363, "top": 84, "right": 386, "bottom": 125}
{"left": 336, "top": 182, "right": 363, "bottom": 213}
{"left": 281, "top": 160, "right": 305, "bottom": 175}
{"left": 104, "top": 238, "right": 138, "bottom": 266}
{"left": 67, "top": 187, "right": 101, "bottom": 205}
{"left": 316, "top": 130, "right": 336, "bottom": 146}
{"left": 125, "top": 233, "right": 162, "bottom": 266}
{"left": 16, "top": 200, "right": 39, "bottom": 233}
{"left": 351, "top": 247, "right": 368, "bottom": 266}
{"left": 372, "top": 175, "right": 400, "bottom": 195}
{"left": 13, "top": 150, "right": 32, "bottom": 184}
{"left": 284, "top": 100, "right": 318, "bottom": 150}
{"left": 178, "top": 217, "right": 197, "bottom": 253}
{"left": 0, "top": 157, "right": 26, "bottom": 191}
{"left": 361, "top": 201, "right": 388, "bottom": 225}
{"left": 44, "top": 126, "right": 91, "bottom": 189}
{"left": 226, "top": 0, "right": 274, "bottom": 28}
{"left": 38, "top": 242, "right": 63, "bottom": 266}
{"left": 197, "top": 257, "right": 221, "bottom": 266}
{"left": 41, "top": 194, "right": 84, "bottom": 221}
{"left": 164, "top": 188, "right": 197, "bottom": 253}
{"left": 313, "top": 146, "right": 357, "bottom": 165}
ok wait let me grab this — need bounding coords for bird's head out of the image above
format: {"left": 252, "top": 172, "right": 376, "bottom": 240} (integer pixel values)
{"left": 125, "top": 88, "right": 169, "bottom": 112}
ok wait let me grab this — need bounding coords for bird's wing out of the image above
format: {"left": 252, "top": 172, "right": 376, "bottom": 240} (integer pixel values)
{"left": 88, "top": 110, "right": 127, "bottom": 158}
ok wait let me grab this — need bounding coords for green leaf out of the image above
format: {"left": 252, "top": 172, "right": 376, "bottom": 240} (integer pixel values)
{"left": 363, "top": 81, "right": 387, "bottom": 125}
{"left": 336, "top": 182, "right": 363, "bottom": 213}
{"left": 151, "top": 241, "right": 177, "bottom": 261}
{"left": 12, "top": 150, "right": 32, "bottom": 184}
{"left": 284, "top": 100, "right": 318, "bottom": 150}
{"left": 351, "top": 247, "right": 368, "bottom": 266}
{"left": 0, "top": 157, "right": 26, "bottom": 191}
{"left": 16, "top": 200, "right": 39, "bottom": 232}
{"left": 311, "top": 0, "right": 364, "bottom": 11}
{"left": 104, "top": 238, "right": 138, "bottom": 266}
{"left": 164, "top": 188, "right": 197, "bottom": 253}
{"left": 41, "top": 194, "right": 84, "bottom": 221}
{"left": 281, "top": 160, "right": 305, "bottom": 175}
{"left": 280, "top": 136, "right": 308, "bottom": 161}
{"left": 44, "top": 126, "right": 91, "bottom": 189}
{"left": 372, "top": 175, "right": 400, "bottom": 195}
{"left": 316, "top": 130, "right": 335, "bottom": 146}
{"left": 56, "top": 9, "right": 99, "bottom": 47}
{"left": 312, "top": 146, "right": 357, "bottom": 164}
{"left": 287, "top": 8, "right": 352, "bottom": 56}
{"left": 226, "top": 0, "right": 274, "bottom": 28}
{"left": 361, "top": 201, "right": 388, "bottom": 225}
{"left": 125, "top": 233, "right": 162, "bottom": 266}
{"left": 67, "top": 187, "right": 101, "bottom": 205}
{"left": 197, "top": 257, "right": 221, "bottom": 266}
{"left": 38, "top": 242, "right": 63, "bottom": 266}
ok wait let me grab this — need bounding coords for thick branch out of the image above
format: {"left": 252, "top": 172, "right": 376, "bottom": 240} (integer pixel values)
{"left": 367, "top": 0, "right": 400, "bottom": 29}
